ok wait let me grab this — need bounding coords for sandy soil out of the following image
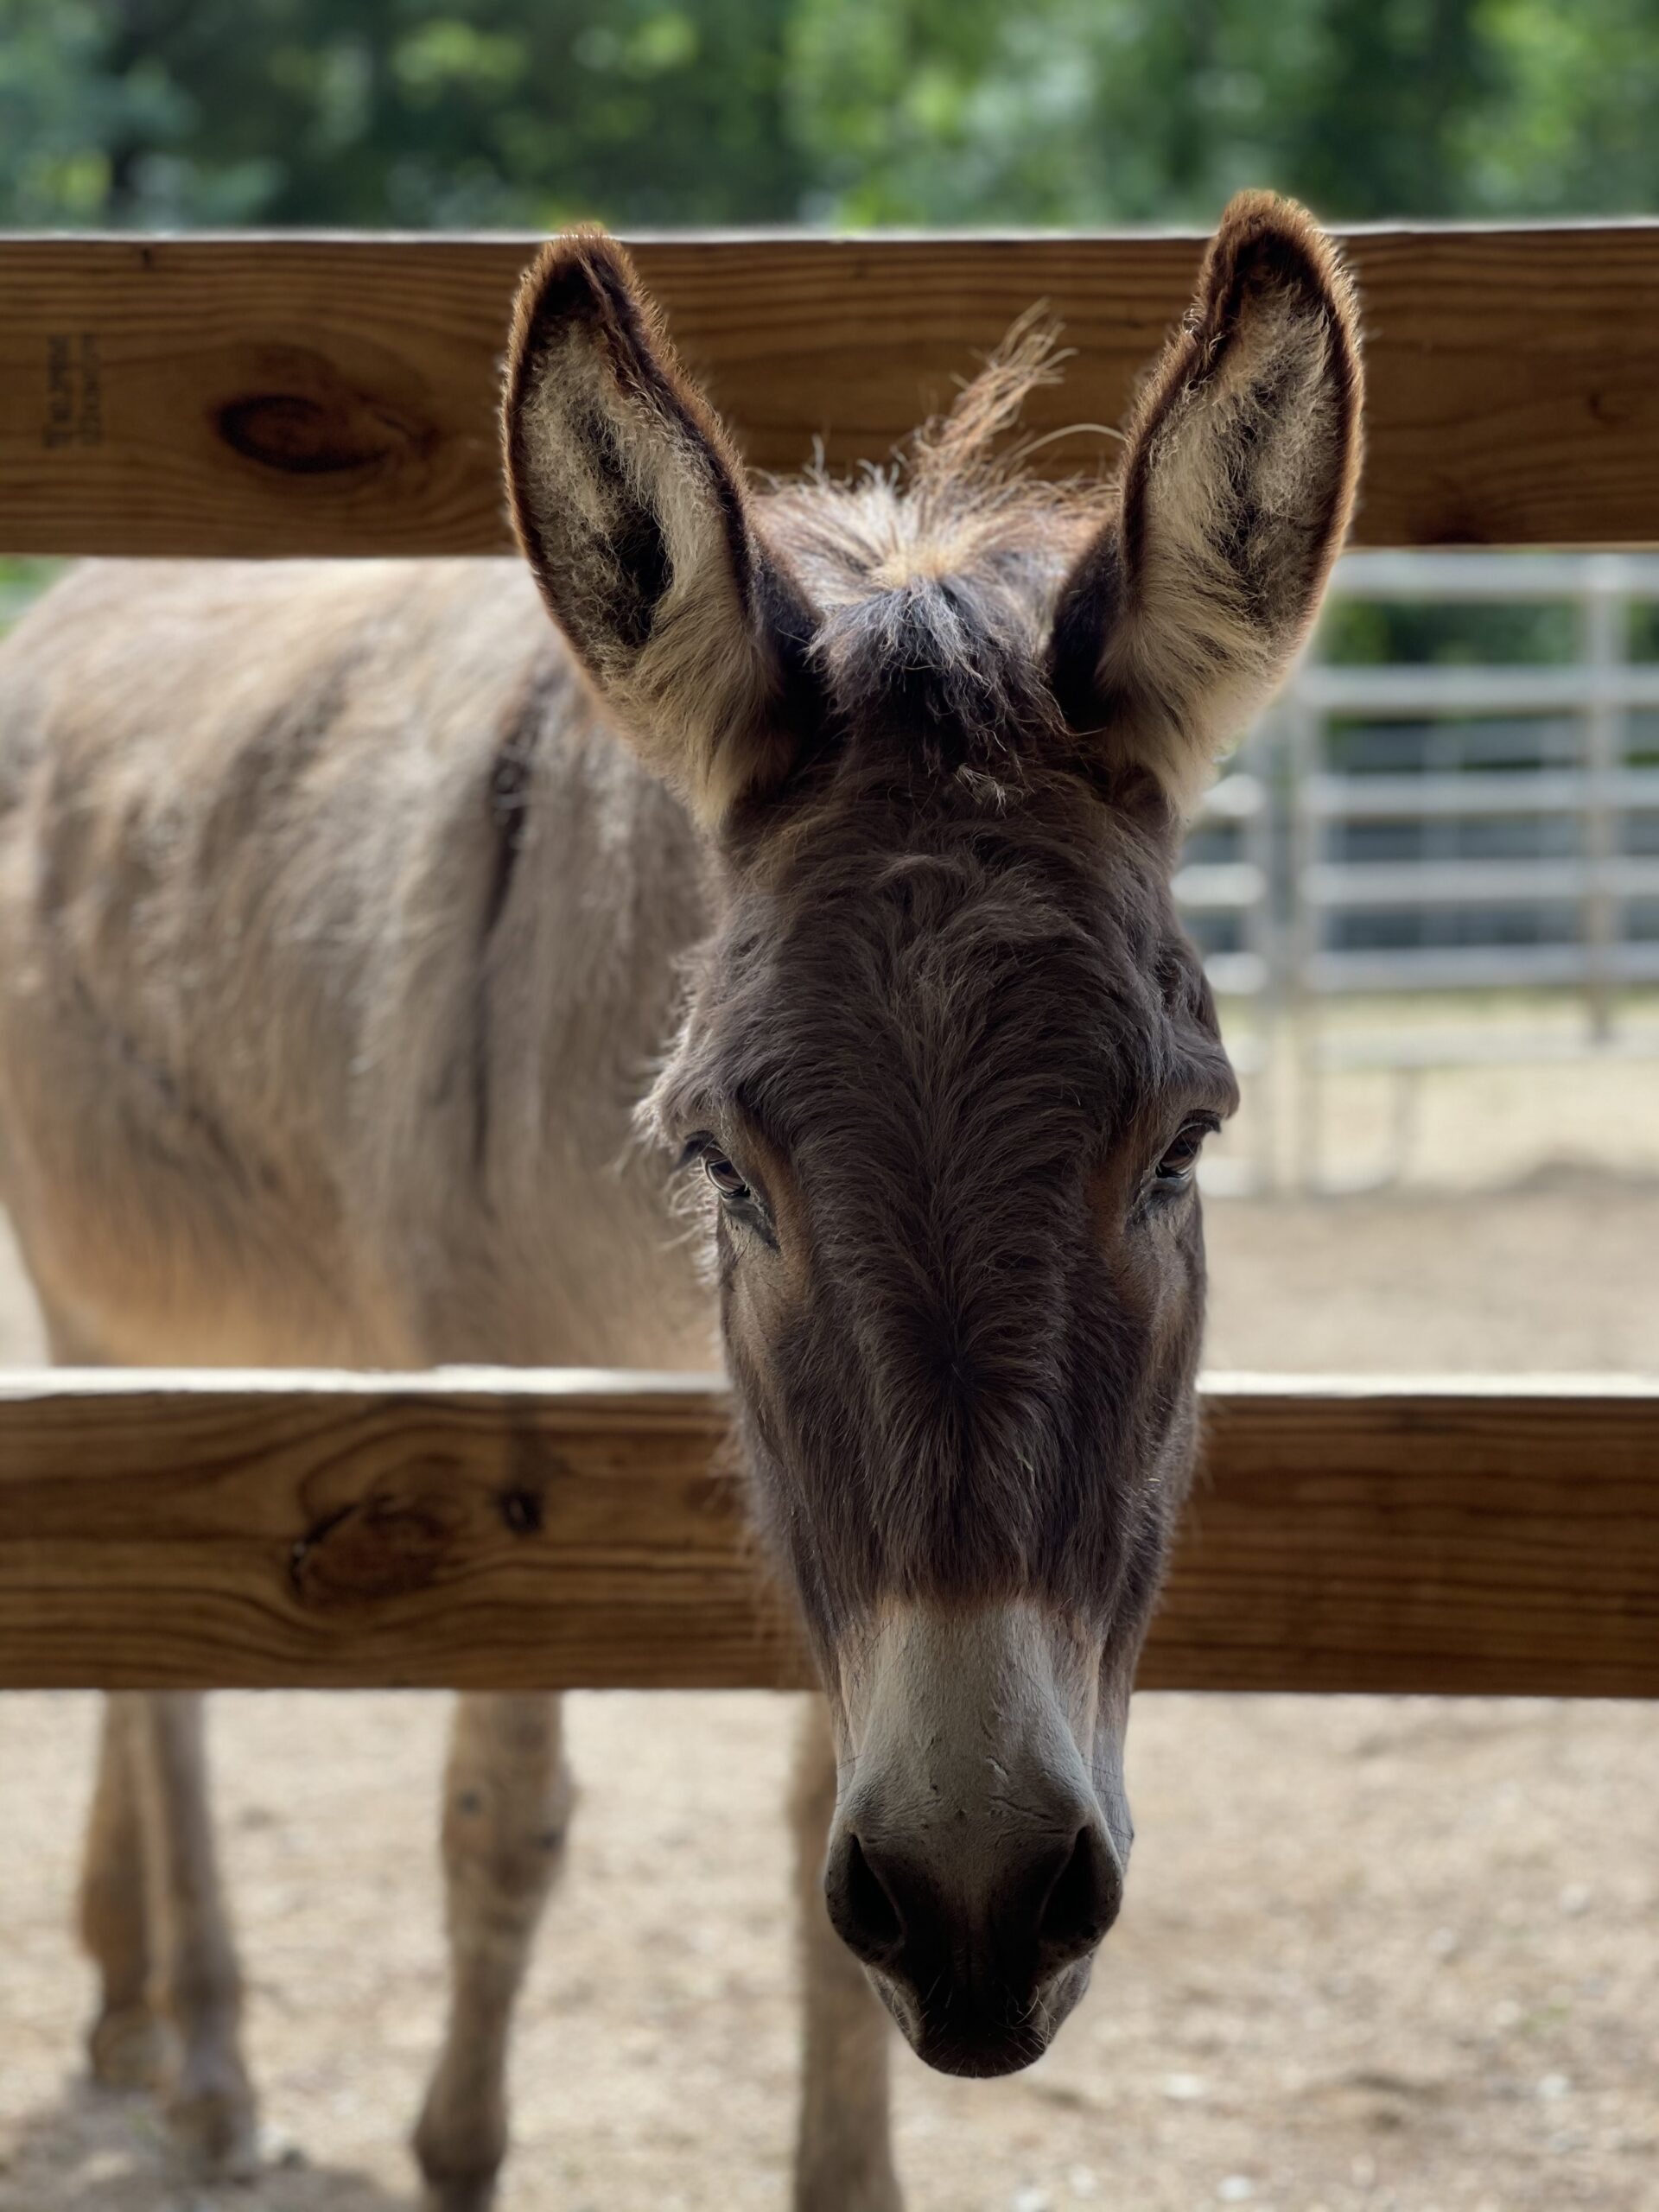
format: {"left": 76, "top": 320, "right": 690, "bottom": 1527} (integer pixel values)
{"left": 2, "top": 1150, "right": 1656, "bottom": 2211}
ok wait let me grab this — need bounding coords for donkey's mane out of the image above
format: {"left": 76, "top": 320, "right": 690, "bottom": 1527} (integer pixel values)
{"left": 762, "top": 317, "right": 1112, "bottom": 778}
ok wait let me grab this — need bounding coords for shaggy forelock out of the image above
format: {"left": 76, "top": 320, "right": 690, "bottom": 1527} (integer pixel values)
{"left": 759, "top": 316, "right": 1109, "bottom": 782}
{"left": 768, "top": 477, "right": 1092, "bottom": 778}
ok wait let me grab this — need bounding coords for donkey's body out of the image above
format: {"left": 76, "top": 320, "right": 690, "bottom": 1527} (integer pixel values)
{"left": 0, "top": 192, "right": 1361, "bottom": 2209}
{"left": 0, "top": 555, "right": 755, "bottom": 2206}
{"left": 0, "top": 556, "right": 708, "bottom": 1372}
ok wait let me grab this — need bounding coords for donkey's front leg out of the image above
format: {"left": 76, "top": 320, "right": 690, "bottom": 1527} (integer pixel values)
{"left": 130, "top": 1691, "right": 259, "bottom": 2175}
{"left": 79, "top": 1693, "right": 168, "bottom": 2090}
{"left": 415, "top": 1692, "right": 574, "bottom": 2212}
{"left": 791, "top": 1696, "right": 903, "bottom": 2212}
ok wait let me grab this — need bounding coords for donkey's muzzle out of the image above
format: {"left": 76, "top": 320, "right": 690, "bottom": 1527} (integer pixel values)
{"left": 820, "top": 1598, "right": 1127, "bottom": 2073}
{"left": 823, "top": 1789, "right": 1122, "bottom": 2075}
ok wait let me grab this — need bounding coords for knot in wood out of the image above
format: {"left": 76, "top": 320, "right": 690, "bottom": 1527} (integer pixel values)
{"left": 289, "top": 1461, "right": 466, "bottom": 1608}
{"left": 498, "top": 1484, "right": 543, "bottom": 1536}
{"left": 217, "top": 386, "right": 414, "bottom": 477}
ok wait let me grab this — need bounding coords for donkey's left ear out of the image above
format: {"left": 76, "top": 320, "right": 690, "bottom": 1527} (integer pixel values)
{"left": 1048, "top": 193, "right": 1363, "bottom": 814}
{"left": 504, "top": 231, "right": 818, "bottom": 823}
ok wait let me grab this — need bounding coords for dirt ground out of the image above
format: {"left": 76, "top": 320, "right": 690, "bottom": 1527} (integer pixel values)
{"left": 2, "top": 1090, "right": 1656, "bottom": 2212}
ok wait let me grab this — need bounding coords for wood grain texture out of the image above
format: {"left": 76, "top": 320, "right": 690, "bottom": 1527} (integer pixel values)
{"left": 1, "top": 1371, "right": 1654, "bottom": 1696}
{"left": 3, "top": 227, "right": 1658, "bottom": 556}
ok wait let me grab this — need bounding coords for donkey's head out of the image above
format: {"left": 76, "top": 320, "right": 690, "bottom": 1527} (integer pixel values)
{"left": 504, "top": 194, "right": 1361, "bottom": 2075}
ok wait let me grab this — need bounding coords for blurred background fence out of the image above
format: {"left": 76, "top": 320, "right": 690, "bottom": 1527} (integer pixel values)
{"left": 1185, "top": 551, "right": 1659, "bottom": 1192}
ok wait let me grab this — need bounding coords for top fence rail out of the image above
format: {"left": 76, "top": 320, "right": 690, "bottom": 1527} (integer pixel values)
{"left": 3, "top": 226, "right": 1659, "bottom": 558}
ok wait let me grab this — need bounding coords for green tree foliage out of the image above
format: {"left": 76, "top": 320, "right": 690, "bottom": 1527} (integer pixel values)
{"left": 0, "top": 1, "right": 810, "bottom": 226}
{"left": 0, "top": 0, "right": 1655, "bottom": 231}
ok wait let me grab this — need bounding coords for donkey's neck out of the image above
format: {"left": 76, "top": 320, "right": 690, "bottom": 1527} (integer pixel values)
{"left": 391, "top": 617, "right": 715, "bottom": 1371}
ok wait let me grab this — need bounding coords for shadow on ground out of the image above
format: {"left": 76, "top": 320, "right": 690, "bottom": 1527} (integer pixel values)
{"left": 0, "top": 2078, "right": 414, "bottom": 2212}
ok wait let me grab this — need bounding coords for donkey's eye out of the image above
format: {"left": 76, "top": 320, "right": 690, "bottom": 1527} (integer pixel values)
{"left": 1154, "top": 1116, "right": 1220, "bottom": 1192}
{"left": 677, "top": 1133, "right": 777, "bottom": 1249}
{"left": 702, "top": 1151, "right": 752, "bottom": 1204}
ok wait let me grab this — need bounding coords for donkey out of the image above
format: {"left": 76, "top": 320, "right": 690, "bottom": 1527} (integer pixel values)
{"left": 0, "top": 190, "right": 1360, "bottom": 2208}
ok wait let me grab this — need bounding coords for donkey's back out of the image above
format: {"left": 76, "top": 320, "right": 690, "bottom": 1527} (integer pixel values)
{"left": 0, "top": 556, "right": 709, "bottom": 1371}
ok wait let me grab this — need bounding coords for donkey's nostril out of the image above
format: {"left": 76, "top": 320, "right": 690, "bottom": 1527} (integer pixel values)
{"left": 836, "top": 1833, "right": 906, "bottom": 1959}
{"left": 1037, "top": 1823, "right": 1120, "bottom": 1964}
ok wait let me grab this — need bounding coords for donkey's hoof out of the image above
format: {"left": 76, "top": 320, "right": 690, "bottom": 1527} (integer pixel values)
{"left": 414, "top": 2092, "right": 504, "bottom": 2212}
{"left": 164, "top": 2060, "right": 261, "bottom": 2182}
{"left": 414, "top": 2140, "right": 501, "bottom": 2212}
{"left": 795, "top": 2162, "right": 905, "bottom": 2212}
{"left": 417, "top": 2167, "right": 499, "bottom": 2212}
{"left": 86, "top": 2001, "right": 169, "bottom": 2092}
{"left": 418, "top": 2185, "right": 497, "bottom": 2212}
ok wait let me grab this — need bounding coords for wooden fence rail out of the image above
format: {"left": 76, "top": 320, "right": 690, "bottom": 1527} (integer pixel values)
{"left": 2, "top": 1370, "right": 1655, "bottom": 1698}
{"left": 4, "top": 225, "right": 1659, "bottom": 557}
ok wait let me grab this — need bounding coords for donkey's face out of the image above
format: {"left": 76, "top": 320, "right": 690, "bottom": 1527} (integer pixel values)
{"left": 505, "top": 194, "right": 1362, "bottom": 2075}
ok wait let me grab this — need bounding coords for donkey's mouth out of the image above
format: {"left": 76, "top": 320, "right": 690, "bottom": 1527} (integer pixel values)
{"left": 869, "top": 1955, "right": 1096, "bottom": 2078}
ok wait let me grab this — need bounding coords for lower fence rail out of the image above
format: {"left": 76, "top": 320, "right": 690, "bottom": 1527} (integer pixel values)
{"left": 1, "top": 1370, "right": 1655, "bottom": 1700}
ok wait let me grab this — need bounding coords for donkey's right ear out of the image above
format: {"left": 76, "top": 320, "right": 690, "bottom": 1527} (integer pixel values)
{"left": 504, "top": 232, "right": 818, "bottom": 824}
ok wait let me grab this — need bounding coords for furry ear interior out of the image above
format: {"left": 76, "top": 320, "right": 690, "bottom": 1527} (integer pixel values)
{"left": 503, "top": 231, "right": 817, "bottom": 823}
{"left": 1048, "top": 192, "right": 1363, "bottom": 813}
